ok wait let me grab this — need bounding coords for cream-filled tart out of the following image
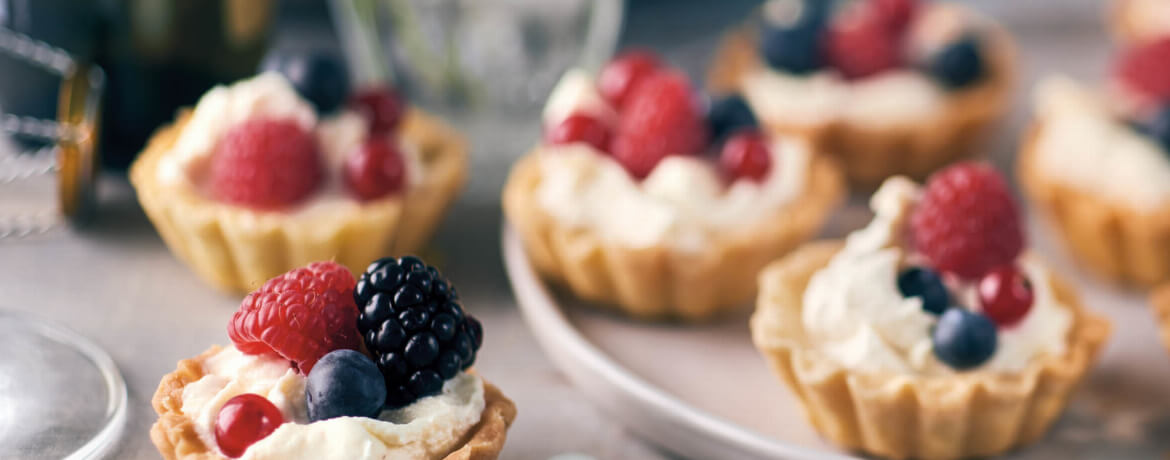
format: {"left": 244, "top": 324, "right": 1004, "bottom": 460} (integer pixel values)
{"left": 709, "top": 0, "right": 1014, "bottom": 187}
{"left": 151, "top": 257, "right": 515, "bottom": 460}
{"left": 503, "top": 50, "right": 844, "bottom": 321}
{"left": 1019, "top": 38, "right": 1170, "bottom": 287}
{"left": 752, "top": 164, "right": 1110, "bottom": 460}
{"left": 130, "top": 69, "right": 467, "bottom": 294}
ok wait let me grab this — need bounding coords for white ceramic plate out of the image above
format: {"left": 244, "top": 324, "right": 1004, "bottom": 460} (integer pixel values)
{"left": 502, "top": 209, "right": 1170, "bottom": 459}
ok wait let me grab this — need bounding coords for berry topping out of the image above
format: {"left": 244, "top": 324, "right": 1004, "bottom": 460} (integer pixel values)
{"left": 1115, "top": 38, "right": 1170, "bottom": 106}
{"left": 927, "top": 36, "right": 985, "bottom": 89}
{"left": 546, "top": 113, "right": 611, "bottom": 152}
{"left": 1138, "top": 106, "right": 1170, "bottom": 152}
{"left": 209, "top": 119, "right": 323, "bottom": 209}
{"left": 932, "top": 308, "right": 997, "bottom": 370}
{"left": 355, "top": 256, "right": 482, "bottom": 408}
{"left": 758, "top": 0, "right": 829, "bottom": 74}
{"left": 910, "top": 163, "right": 1024, "bottom": 280}
{"left": 259, "top": 52, "right": 349, "bottom": 113}
{"left": 306, "top": 349, "right": 387, "bottom": 421}
{"left": 228, "top": 262, "right": 362, "bottom": 374}
{"left": 349, "top": 87, "right": 406, "bottom": 135}
{"left": 897, "top": 267, "right": 949, "bottom": 315}
{"left": 824, "top": 1, "right": 901, "bottom": 79}
{"left": 215, "top": 394, "right": 284, "bottom": 458}
{"left": 719, "top": 131, "right": 773, "bottom": 182}
{"left": 707, "top": 94, "right": 759, "bottom": 141}
{"left": 344, "top": 138, "right": 406, "bottom": 201}
{"left": 598, "top": 50, "right": 661, "bottom": 108}
{"left": 611, "top": 71, "right": 709, "bottom": 179}
{"left": 873, "top": 0, "right": 919, "bottom": 33}
{"left": 977, "top": 265, "right": 1034, "bottom": 327}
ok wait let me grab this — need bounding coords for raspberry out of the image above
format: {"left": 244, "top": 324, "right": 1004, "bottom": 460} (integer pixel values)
{"left": 209, "top": 119, "right": 323, "bottom": 209}
{"left": 344, "top": 138, "right": 406, "bottom": 201}
{"left": 611, "top": 71, "right": 709, "bottom": 179}
{"left": 546, "top": 113, "right": 611, "bottom": 152}
{"left": 873, "top": 0, "right": 919, "bottom": 33}
{"left": 349, "top": 87, "right": 406, "bottom": 135}
{"left": 910, "top": 163, "right": 1024, "bottom": 280}
{"left": 598, "top": 50, "right": 661, "bottom": 108}
{"left": 719, "top": 130, "right": 772, "bottom": 182}
{"left": 228, "top": 262, "right": 362, "bottom": 373}
{"left": 353, "top": 256, "right": 482, "bottom": 408}
{"left": 824, "top": 1, "right": 902, "bottom": 79}
{"left": 1115, "top": 37, "right": 1170, "bottom": 106}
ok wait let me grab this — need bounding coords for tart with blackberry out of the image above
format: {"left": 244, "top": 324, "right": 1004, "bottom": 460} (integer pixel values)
{"left": 1019, "top": 38, "right": 1170, "bottom": 287}
{"left": 751, "top": 164, "right": 1110, "bottom": 460}
{"left": 708, "top": 0, "right": 1015, "bottom": 187}
{"left": 503, "top": 50, "right": 844, "bottom": 321}
{"left": 130, "top": 53, "right": 467, "bottom": 293}
{"left": 150, "top": 257, "right": 515, "bottom": 460}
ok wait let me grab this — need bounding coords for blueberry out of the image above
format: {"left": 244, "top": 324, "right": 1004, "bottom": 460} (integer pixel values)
{"left": 708, "top": 94, "right": 759, "bottom": 141}
{"left": 1139, "top": 106, "right": 1170, "bottom": 152}
{"left": 306, "top": 350, "right": 386, "bottom": 421}
{"left": 758, "top": 0, "right": 828, "bottom": 74}
{"left": 897, "top": 267, "right": 950, "bottom": 315}
{"left": 259, "top": 51, "right": 350, "bottom": 113}
{"left": 932, "top": 308, "right": 997, "bottom": 370}
{"left": 927, "top": 36, "right": 985, "bottom": 89}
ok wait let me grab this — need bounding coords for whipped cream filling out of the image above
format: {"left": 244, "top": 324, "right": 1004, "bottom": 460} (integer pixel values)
{"left": 180, "top": 346, "right": 485, "bottom": 460}
{"left": 536, "top": 68, "right": 812, "bottom": 251}
{"left": 1031, "top": 76, "right": 1170, "bottom": 212}
{"left": 800, "top": 178, "right": 1073, "bottom": 376}
{"left": 156, "top": 72, "right": 425, "bottom": 214}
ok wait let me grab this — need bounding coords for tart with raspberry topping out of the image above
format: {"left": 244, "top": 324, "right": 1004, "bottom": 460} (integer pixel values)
{"left": 502, "top": 50, "right": 844, "bottom": 320}
{"left": 129, "top": 55, "right": 467, "bottom": 293}
{"left": 1019, "top": 38, "right": 1170, "bottom": 287}
{"left": 150, "top": 258, "right": 515, "bottom": 460}
{"left": 708, "top": 0, "right": 1015, "bottom": 187}
{"left": 751, "top": 164, "right": 1110, "bottom": 460}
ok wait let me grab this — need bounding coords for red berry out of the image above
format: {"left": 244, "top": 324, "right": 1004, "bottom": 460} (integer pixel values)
{"left": 598, "top": 50, "right": 661, "bottom": 108}
{"left": 720, "top": 131, "right": 773, "bottom": 182}
{"left": 825, "top": 2, "right": 902, "bottom": 79}
{"left": 209, "top": 119, "right": 323, "bottom": 209}
{"left": 1115, "top": 38, "right": 1170, "bottom": 106}
{"left": 546, "top": 113, "right": 611, "bottom": 152}
{"left": 215, "top": 394, "right": 284, "bottom": 458}
{"left": 978, "top": 265, "right": 1034, "bottom": 327}
{"left": 910, "top": 163, "right": 1024, "bottom": 280}
{"left": 349, "top": 87, "right": 405, "bottom": 135}
{"left": 228, "top": 261, "right": 362, "bottom": 373}
{"left": 344, "top": 138, "right": 406, "bottom": 201}
{"left": 611, "top": 71, "right": 709, "bottom": 179}
{"left": 872, "top": 0, "right": 919, "bottom": 33}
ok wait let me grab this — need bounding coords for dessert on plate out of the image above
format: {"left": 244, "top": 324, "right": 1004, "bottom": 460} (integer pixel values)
{"left": 708, "top": 0, "right": 1015, "bottom": 186}
{"left": 1019, "top": 38, "right": 1170, "bottom": 287}
{"left": 503, "top": 50, "right": 844, "bottom": 321}
{"left": 151, "top": 256, "right": 516, "bottom": 459}
{"left": 1111, "top": 0, "right": 1170, "bottom": 45}
{"left": 751, "top": 164, "right": 1110, "bottom": 460}
{"left": 130, "top": 53, "right": 467, "bottom": 293}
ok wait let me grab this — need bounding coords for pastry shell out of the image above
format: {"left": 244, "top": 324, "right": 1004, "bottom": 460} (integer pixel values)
{"left": 751, "top": 241, "right": 1110, "bottom": 460}
{"left": 502, "top": 148, "right": 844, "bottom": 321}
{"left": 130, "top": 108, "right": 467, "bottom": 293}
{"left": 707, "top": 13, "right": 1016, "bottom": 188}
{"left": 150, "top": 346, "right": 517, "bottom": 460}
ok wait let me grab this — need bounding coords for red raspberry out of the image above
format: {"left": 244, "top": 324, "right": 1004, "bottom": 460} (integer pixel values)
{"left": 720, "top": 130, "right": 773, "bottom": 182}
{"left": 209, "top": 119, "right": 323, "bottom": 209}
{"left": 228, "top": 261, "right": 362, "bottom": 373}
{"left": 344, "top": 138, "right": 406, "bottom": 201}
{"left": 349, "top": 87, "right": 405, "bottom": 135}
{"left": 872, "top": 0, "right": 919, "bottom": 33}
{"left": 978, "top": 264, "right": 1034, "bottom": 327}
{"left": 546, "top": 113, "right": 611, "bottom": 152}
{"left": 611, "top": 70, "right": 709, "bottom": 179}
{"left": 910, "top": 163, "right": 1024, "bottom": 280}
{"left": 824, "top": 1, "right": 902, "bottom": 79}
{"left": 1115, "top": 37, "right": 1170, "bottom": 106}
{"left": 598, "top": 50, "right": 662, "bottom": 108}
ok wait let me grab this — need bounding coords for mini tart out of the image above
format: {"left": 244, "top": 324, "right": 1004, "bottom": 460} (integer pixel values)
{"left": 150, "top": 346, "right": 517, "bottom": 460}
{"left": 130, "top": 108, "right": 468, "bottom": 293}
{"left": 707, "top": 20, "right": 1016, "bottom": 188}
{"left": 1110, "top": 0, "right": 1170, "bottom": 45}
{"left": 751, "top": 241, "right": 1110, "bottom": 460}
{"left": 1018, "top": 123, "right": 1170, "bottom": 287}
{"left": 1150, "top": 285, "right": 1170, "bottom": 353}
{"left": 502, "top": 149, "right": 844, "bottom": 321}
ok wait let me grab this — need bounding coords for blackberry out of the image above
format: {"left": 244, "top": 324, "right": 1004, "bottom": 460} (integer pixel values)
{"left": 355, "top": 256, "right": 482, "bottom": 407}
